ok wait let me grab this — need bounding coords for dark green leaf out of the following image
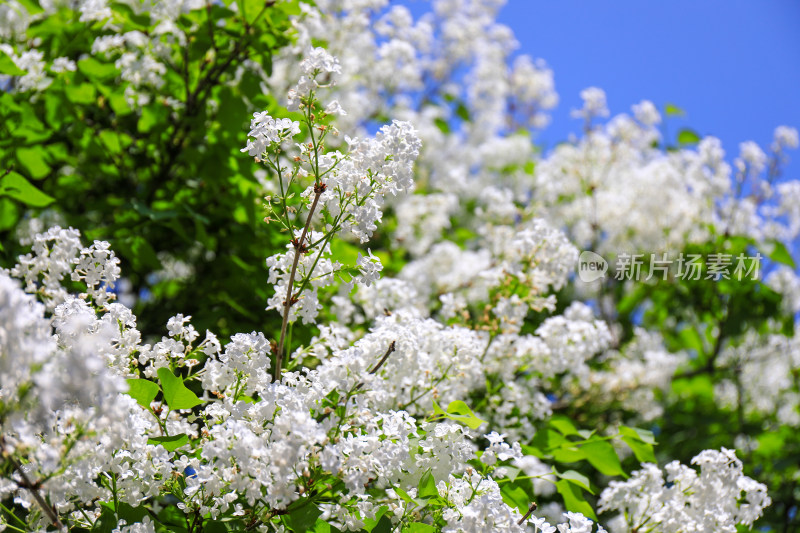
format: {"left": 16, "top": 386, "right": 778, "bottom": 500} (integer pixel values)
{"left": 404, "top": 523, "right": 436, "bottom": 533}
{"left": 0, "top": 198, "right": 20, "bottom": 231}
{"left": 286, "top": 502, "right": 322, "bottom": 532}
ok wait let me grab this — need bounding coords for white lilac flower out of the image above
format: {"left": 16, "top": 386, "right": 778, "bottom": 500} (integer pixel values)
{"left": 598, "top": 448, "right": 770, "bottom": 532}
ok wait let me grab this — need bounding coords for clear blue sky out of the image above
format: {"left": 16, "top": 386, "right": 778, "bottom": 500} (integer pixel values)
{"left": 496, "top": 0, "right": 800, "bottom": 175}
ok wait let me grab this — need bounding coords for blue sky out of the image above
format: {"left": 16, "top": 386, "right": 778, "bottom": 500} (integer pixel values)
{"left": 496, "top": 0, "right": 800, "bottom": 176}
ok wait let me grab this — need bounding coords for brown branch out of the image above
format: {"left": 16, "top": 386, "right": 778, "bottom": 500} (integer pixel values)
{"left": 274, "top": 185, "right": 324, "bottom": 381}
{"left": 353, "top": 340, "right": 396, "bottom": 391}
{"left": 317, "top": 341, "right": 397, "bottom": 423}
{"left": 5, "top": 454, "right": 62, "bottom": 529}
{"left": 517, "top": 502, "right": 538, "bottom": 525}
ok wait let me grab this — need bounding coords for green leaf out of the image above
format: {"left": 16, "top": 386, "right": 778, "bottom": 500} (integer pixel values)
{"left": 500, "top": 483, "right": 529, "bottom": 513}
{"left": 621, "top": 435, "right": 656, "bottom": 464}
{"left": 308, "top": 519, "right": 335, "bottom": 533}
{"left": 125, "top": 378, "right": 159, "bottom": 409}
{"left": 330, "top": 239, "right": 362, "bottom": 265}
{"left": 138, "top": 104, "right": 167, "bottom": 134}
{"left": 157, "top": 367, "right": 202, "bottom": 410}
{"left": 16, "top": 0, "right": 44, "bottom": 15}
{"left": 664, "top": 103, "right": 686, "bottom": 117}
{"left": 0, "top": 198, "right": 20, "bottom": 231}
{"left": 677, "top": 128, "right": 701, "bottom": 145}
{"left": 678, "top": 327, "right": 705, "bottom": 355}
{"left": 0, "top": 50, "right": 25, "bottom": 75}
{"left": 116, "top": 235, "right": 161, "bottom": 271}
{"left": 99, "top": 130, "right": 121, "bottom": 153}
{"left": 367, "top": 515, "right": 393, "bottom": 533}
{"left": 619, "top": 426, "right": 657, "bottom": 463}
{"left": 393, "top": 486, "right": 415, "bottom": 505}
{"left": 418, "top": 470, "right": 439, "bottom": 499}
{"left": 404, "top": 523, "right": 436, "bottom": 533}
{"left": 148, "top": 433, "right": 189, "bottom": 451}
{"left": 78, "top": 57, "right": 118, "bottom": 80}
{"left": 434, "top": 117, "right": 450, "bottom": 134}
{"left": 551, "top": 446, "right": 586, "bottom": 463}
{"left": 455, "top": 103, "right": 470, "bottom": 122}
{"left": 555, "top": 479, "right": 597, "bottom": 521}
{"left": 205, "top": 520, "right": 244, "bottom": 533}
{"left": 15, "top": 147, "right": 51, "bottom": 179}
{"left": 0, "top": 171, "right": 55, "bottom": 207}
{"left": 580, "top": 439, "right": 626, "bottom": 477}
{"left": 91, "top": 506, "right": 118, "bottom": 532}
{"left": 92, "top": 503, "right": 149, "bottom": 532}
{"left": 432, "top": 400, "right": 486, "bottom": 430}
{"left": 556, "top": 469, "right": 594, "bottom": 495}
{"left": 762, "top": 239, "right": 796, "bottom": 268}
{"left": 549, "top": 416, "right": 580, "bottom": 437}
{"left": 361, "top": 507, "right": 390, "bottom": 533}
{"left": 286, "top": 501, "right": 322, "bottom": 532}
{"left": 619, "top": 426, "right": 656, "bottom": 445}
{"left": 65, "top": 83, "right": 97, "bottom": 105}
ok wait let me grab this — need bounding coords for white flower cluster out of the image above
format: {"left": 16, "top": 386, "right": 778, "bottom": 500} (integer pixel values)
{"left": 714, "top": 330, "right": 800, "bottom": 427}
{"left": 0, "top": 272, "right": 160, "bottom": 530}
{"left": 586, "top": 329, "right": 685, "bottom": 421}
{"left": 287, "top": 46, "right": 342, "bottom": 110}
{"left": 242, "top": 112, "right": 302, "bottom": 158}
{"left": 320, "top": 120, "right": 422, "bottom": 243}
{"left": 0, "top": 45, "right": 51, "bottom": 91}
{"left": 599, "top": 448, "right": 770, "bottom": 533}
{"left": 266, "top": 231, "right": 339, "bottom": 324}
{"left": 10, "top": 225, "right": 120, "bottom": 310}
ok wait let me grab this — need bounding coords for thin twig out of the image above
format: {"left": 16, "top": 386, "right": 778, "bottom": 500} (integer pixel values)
{"left": 354, "top": 340, "right": 397, "bottom": 391}
{"left": 5, "top": 453, "right": 63, "bottom": 529}
{"left": 517, "top": 502, "right": 538, "bottom": 525}
{"left": 274, "top": 185, "right": 324, "bottom": 381}
{"left": 317, "top": 341, "right": 396, "bottom": 422}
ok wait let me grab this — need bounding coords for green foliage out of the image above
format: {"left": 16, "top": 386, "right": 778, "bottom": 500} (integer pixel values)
{"left": 147, "top": 433, "right": 189, "bottom": 452}
{"left": 664, "top": 103, "right": 686, "bottom": 117}
{"left": 125, "top": 378, "right": 159, "bottom": 409}
{"left": 430, "top": 399, "right": 487, "bottom": 429}
{"left": 677, "top": 128, "right": 701, "bottom": 145}
{"left": 157, "top": 367, "right": 202, "bottom": 410}
{"left": 0, "top": 0, "right": 301, "bottom": 340}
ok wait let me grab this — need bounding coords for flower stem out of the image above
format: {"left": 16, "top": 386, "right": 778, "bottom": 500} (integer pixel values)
{"left": 4, "top": 452, "right": 63, "bottom": 530}
{"left": 275, "top": 186, "right": 323, "bottom": 381}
